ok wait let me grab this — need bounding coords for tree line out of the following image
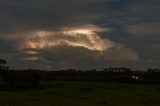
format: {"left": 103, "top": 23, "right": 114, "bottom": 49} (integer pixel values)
{"left": 0, "top": 59, "right": 160, "bottom": 89}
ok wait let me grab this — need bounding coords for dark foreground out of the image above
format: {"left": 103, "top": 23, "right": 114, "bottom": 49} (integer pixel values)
{"left": 0, "top": 81, "right": 160, "bottom": 106}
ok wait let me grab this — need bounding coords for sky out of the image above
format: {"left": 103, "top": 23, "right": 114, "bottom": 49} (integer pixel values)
{"left": 0, "top": 0, "right": 160, "bottom": 70}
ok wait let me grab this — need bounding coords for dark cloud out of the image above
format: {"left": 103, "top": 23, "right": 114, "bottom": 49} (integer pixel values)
{"left": 20, "top": 44, "right": 139, "bottom": 70}
{"left": 126, "top": 22, "right": 160, "bottom": 36}
{"left": 0, "top": 0, "right": 113, "bottom": 35}
{"left": 0, "top": 0, "right": 160, "bottom": 70}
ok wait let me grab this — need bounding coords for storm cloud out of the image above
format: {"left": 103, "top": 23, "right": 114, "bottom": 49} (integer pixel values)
{"left": 0, "top": 0, "right": 160, "bottom": 70}
{"left": 18, "top": 25, "right": 139, "bottom": 70}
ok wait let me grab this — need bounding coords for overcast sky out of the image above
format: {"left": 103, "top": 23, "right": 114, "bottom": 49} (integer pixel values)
{"left": 0, "top": 0, "right": 160, "bottom": 70}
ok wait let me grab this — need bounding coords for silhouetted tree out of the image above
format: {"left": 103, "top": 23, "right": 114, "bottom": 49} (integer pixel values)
{"left": 0, "top": 59, "right": 8, "bottom": 70}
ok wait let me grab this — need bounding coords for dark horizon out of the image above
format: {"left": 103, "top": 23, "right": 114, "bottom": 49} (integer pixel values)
{"left": 0, "top": 0, "right": 160, "bottom": 104}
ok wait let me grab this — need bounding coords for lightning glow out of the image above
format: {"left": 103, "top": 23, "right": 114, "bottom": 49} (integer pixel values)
{"left": 22, "top": 25, "right": 114, "bottom": 53}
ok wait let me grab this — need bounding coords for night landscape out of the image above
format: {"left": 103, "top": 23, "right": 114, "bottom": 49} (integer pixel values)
{"left": 0, "top": 0, "right": 160, "bottom": 106}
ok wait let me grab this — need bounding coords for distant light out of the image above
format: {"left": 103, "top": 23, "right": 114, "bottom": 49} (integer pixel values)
{"left": 132, "top": 75, "right": 139, "bottom": 80}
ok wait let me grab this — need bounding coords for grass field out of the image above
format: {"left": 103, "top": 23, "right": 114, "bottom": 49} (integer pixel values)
{"left": 0, "top": 81, "right": 160, "bottom": 106}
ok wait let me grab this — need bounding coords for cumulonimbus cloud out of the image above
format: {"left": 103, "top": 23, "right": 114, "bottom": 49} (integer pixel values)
{"left": 22, "top": 25, "right": 114, "bottom": 52}
{"left": 17, "top": 25, "right": 140, "bottom": 70}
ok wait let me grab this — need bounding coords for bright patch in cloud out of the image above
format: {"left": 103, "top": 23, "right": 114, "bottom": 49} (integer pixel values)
{"left": 22, "top": 25, "right": 114, "bottom": 52}
{"left": 19, "top": 25, "right": 139, "bottom": 66}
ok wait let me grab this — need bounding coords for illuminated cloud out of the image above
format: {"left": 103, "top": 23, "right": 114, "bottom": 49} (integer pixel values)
{"left": 0, "top": 0, "right": 159, "bottom": 70}
{"left": 17, "top": 25, "right": 140, "bottom": 70}
{"left": 22, "top": 25, "right": 114, "bottom": 52}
